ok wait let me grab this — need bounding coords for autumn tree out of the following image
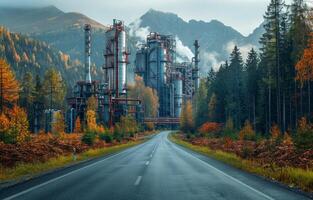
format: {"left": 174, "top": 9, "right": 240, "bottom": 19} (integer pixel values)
{"left": 74, "top": 117, "right": 82, "bottom": 133}
{"left": 0, "top": 59, "right": 19, "bottom": 112}
{"left": 128, "top": 75, "right": 159, "bottom": 118}
{"left": 0, "top": 105, "right": 30, "bottom": 144}
{"left": 180, "top": 100, "right": 194, "bottom": 133}
{"left": 87, "top": 96, "right": 98, "bottom": 112}
{"left": 86, "top": 110, "right": 97, "bottom": 131}
{"left": 20, "top": 72, "right": 35, "bottom": 131}
{"left": 51, "top": 111, "right": 65, "bottom": 135}
{"left": 296, "top": 33, "right": 313, "bottom": 118}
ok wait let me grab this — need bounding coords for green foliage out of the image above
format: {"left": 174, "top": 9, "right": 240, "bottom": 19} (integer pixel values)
{"left": 99, "top": 133, "right": 113, "bottom": 143}
{"left": 294, "top": 118, "right": 313, "bottom": 151}
{"left": 42, "top": 68, "right": 66, "bottom": 109}
{"left": 113, "top": 115, "right": 139, "bottom": 141}
{"left": 81, "top": 130, "right": 96, "bottom": 146}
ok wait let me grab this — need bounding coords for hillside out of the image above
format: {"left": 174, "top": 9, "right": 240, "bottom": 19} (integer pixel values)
{"left": 0, "top": 6, "right": 108, "bottom": 68}
{"left": 0, "top": 26, "right": 102, "bottom": 86}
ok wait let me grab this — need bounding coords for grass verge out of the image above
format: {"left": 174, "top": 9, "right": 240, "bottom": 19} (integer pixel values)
{"left": 169, "top": 133, "right": 313, "bottom": 193}
{"left": 0, "top": 140, "right": 145, "bottom": 182}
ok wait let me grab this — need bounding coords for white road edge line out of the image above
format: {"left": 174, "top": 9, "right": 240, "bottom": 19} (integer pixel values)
{"left": 134, "top": 176, "right": 142, "bottom": 186}
{"left": 171, "top": 142, "right": 275, "bottom": 200}
{"left": 145, "top": 161, "right": 150, "bottom": 165}
{"left": 3, "top": 141, "right": 150, "bottom": 200}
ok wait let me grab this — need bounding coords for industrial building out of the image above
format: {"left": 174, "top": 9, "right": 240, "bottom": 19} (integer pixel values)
{"left": 135, "top": 32, "right": 200, "bottom": 118}
{"left": 67, "top": 20, "right": 142, "bottom": 132}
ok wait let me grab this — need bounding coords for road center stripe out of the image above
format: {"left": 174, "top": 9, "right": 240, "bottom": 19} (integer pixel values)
{"left": 134, "top": 176, "right": 142, "bottom": 186}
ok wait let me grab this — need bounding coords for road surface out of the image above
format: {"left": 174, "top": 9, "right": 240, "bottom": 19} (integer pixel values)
{"left": 0, "top": 131, "right": 311, "bottom": 200}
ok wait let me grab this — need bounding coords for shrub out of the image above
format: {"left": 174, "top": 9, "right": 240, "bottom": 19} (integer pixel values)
{"left": 82, "top": 130, "right": 96, "bottom": 146}
{"left": 198, "top": 122, "right": 221, "bottom": 137}
{"left": 145, "top": 122, "right": 155, "bottom": 131}
{"left": 270, "top": 124, "right": 281, "bottom": 140}
{"left": 294, "top": 117, "right": 313, "bottom": 151}
{"left": 223, "top": 117, "right": 238, "bottom": 139}
{"left": 239, "top": 120, "right": 256, "bottom": 141}
{"left": 99, "top": 133, "right": 113, "bottom": 143}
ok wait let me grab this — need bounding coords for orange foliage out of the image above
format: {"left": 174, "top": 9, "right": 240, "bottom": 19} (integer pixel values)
{"left": 74, "top": 117, "right": 82, "bottom": 133}
{"left": 0, "top": 59, "right": 19, "bottom": 111}
{"left": 0, "top": 106, "right": 30, "bottom": 144}
{"left": 198, "top": 122, "right": 221, "bottom": 135}
{"left": 86, "top": 110, "right": 97, "bottom": 131}
{"left": 296, "top": 32, "right": 313, "bottom": 86}
{"left": 239, "top": 120, "right": 255, "bottom": 140}
{"left": 270, "top": 124, "right": 281, "bottom": 139}
{"left": 52, "top": 111, "right": 65, "bottom": 135}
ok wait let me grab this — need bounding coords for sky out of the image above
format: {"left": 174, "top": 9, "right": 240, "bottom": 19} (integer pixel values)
{"left": 0, "top": 0, "right": 294, "bottom": 36}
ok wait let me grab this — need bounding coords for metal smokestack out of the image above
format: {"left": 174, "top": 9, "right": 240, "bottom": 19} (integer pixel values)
{"left": 84, "top": 24, "right": 92, "bottom": 83}
{"left": 193, "top": 40, "right": 200, "bottom": 90}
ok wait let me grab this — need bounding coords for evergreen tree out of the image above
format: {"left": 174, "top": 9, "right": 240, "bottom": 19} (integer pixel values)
{"left": 226, "top": 46, "right": 245, "bottom": 128}
{"left": 245, "top": 49, "right": 259, "bottom": 129}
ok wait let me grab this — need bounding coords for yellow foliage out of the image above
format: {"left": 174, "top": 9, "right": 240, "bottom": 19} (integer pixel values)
{"left": 74, "top": 117, "right": 82, "bottom": 133}
{"left": 239, "top": 120, "right": 255, "bottom": 140}
{"left": 86, "top": 110, "right": 97, "bottom": 131}
{"left": 128, "top": 75, "right": 159, "bottom": 118}
{"left": 52, "top": 111, "right": 65, "bottom": 135}
{"left": 270, "top": 124, "right": 281, "bottom": 139}
{"left": 0, "top": 106, "right": 30, "bottom": 144}
{"left": 180, "top": 100, "right": 194, "bottom": 132}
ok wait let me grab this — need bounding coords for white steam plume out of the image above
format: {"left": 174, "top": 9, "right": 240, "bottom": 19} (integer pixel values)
{"left": 175, "top": 36, "right": 194, "bottom": 61}
{"left": 225, "top": 41, "right": 257, "bottom": 61}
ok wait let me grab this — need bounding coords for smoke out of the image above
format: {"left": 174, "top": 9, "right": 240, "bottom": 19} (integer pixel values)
{"left": 224, "top": 41, "right": 257, "bottom": 61}
{"left": 129, "top": 18, "right": 150, "bottom": 43}
{"left": 201, "top": 51, "right": 224, "bottom": 73}
{"left": 175, "top": 36, "right": 194, "bottom": 62}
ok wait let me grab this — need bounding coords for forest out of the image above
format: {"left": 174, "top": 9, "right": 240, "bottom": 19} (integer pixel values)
{"left": 177, "top": 0, "right": 313, "bottom": 193}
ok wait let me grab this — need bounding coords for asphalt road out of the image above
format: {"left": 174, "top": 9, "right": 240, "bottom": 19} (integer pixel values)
{"left": 0, "top": 131, "right": 311, "bottom": 200}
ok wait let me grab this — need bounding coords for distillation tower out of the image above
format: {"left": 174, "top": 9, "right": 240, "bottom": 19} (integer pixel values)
{"left": 135, "top": 32, "right": 200, "bottom": 118}
{"left": 67, "top": 21, "right": 142, "bottom": 131}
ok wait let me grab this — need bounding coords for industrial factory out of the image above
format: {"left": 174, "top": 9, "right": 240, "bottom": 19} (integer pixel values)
{"left": 135, "top": 33, "right": 200, "bottom": 118}
{"left": 65, "top": 19, "right": 200, "bottom": 131}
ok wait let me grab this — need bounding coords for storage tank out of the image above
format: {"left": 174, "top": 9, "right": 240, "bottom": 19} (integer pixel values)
{"left": 135, "top": 47, "right": 147, "bottom": 79}
{"left": 174, "top": 74, "right": 183, "bottom": 118}
{"left": 104, "top": 19, "right": 127, "bottom": 95}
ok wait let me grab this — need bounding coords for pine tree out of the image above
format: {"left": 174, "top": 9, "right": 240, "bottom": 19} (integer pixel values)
{"left": 245, "top": 49, "right": 259, "bottom": 129}
{"left": 226, "top": 46, "right": 245, "bottom": 128}
{"left": 194, "top": 79, "right": 208, "bottom": 127}
{"left": 42, "top": 68, "right": 66, "bottom": 109}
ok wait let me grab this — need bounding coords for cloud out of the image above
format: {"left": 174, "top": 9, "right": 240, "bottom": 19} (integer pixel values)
{"left": 201, "top": 51, "right": 224, "bottom": 73}
{"left": 224, "top": 41, "right": 257, "bottom": 61}
{"left": 175, "top": 36, "right": 194, "bottom": 62}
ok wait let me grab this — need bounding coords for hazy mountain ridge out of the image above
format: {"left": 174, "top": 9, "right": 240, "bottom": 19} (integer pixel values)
{"left": 0, "top": 6, "right": 264, "bottom": 77}
{"left": 131, "top": 9, "right": 264, "bottom": 73}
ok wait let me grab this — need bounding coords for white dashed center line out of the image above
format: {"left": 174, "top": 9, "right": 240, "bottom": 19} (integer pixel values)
{"left": 134, "top": 176, "right": 142, "bottom": 186}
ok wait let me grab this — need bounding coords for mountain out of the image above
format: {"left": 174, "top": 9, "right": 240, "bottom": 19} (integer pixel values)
{"left": 0, "top": 6, "right": 107, "bottom": 68}
{"left": 0, "top": 26, "right": 102, "bottom": 86}
{"left": 0, "top": 6, "right": 264, "bottom": 78}
{"left": 130, "top": 9, "right": 264, "bottom": 74}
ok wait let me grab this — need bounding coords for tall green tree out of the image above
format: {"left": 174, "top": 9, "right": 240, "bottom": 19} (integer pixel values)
{"left": 245, "top": 49, "right": 259, "bottom": 129}
{"left": 226, "top": 46, "right": 245, "bottom": 128}
{"left": 42, "top": 68, "right": 66, "bottom": 109}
